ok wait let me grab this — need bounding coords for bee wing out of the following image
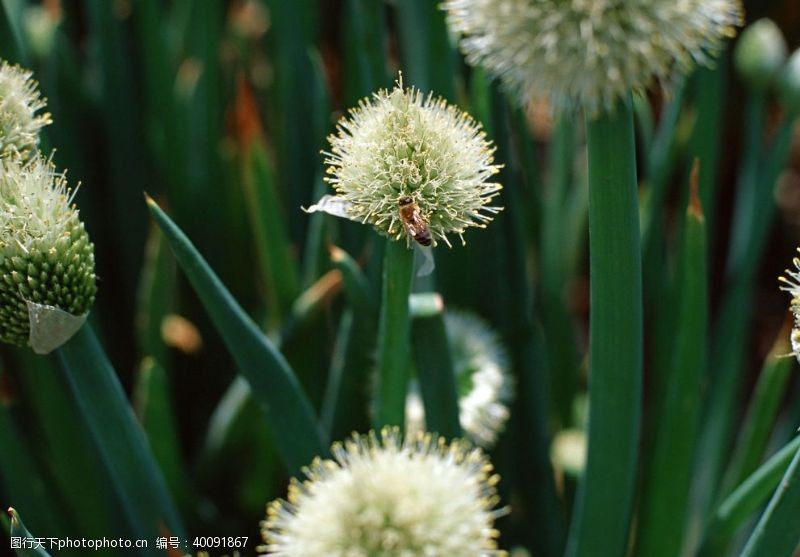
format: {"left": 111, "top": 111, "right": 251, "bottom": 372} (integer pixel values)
{"left": 404, "top": 221, "right": 420, "bottom": 237}
{"left": 302, "top": 195, "right": 357, "bottom": 221}
{"left": 414, "top": 243, "right": 435, "bottom": 277}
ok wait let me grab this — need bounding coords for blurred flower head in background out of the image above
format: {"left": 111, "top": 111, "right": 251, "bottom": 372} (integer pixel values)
{"left": 733, "top": 18, "right": 788, "bottom": 92}
{"left": 777, "top": 48, "right": 800, "bottom": 116}
{"left": 442, "top": 0, "right": 743, "bottom": 114}
{"left": 314, "top": 77, "right": 502, "bottom": 247}
{"left": 778, "top": 250, "right": 800, "bottom": 361}
{"left": 407, "top": 309, "right": 513, "bottom": 448}
{"left": 0, "top": 60, "right": 51, "bottom": 158}
{"left": 261, "top": 428, "right": 507, "bottom": 557}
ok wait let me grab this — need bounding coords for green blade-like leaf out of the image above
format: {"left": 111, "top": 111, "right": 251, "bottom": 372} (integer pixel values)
{"left": 701, "top": 435, "right": 800, "bottom": 556}
{"left": 8, "top": 508, "right": 51, "bottom": 557}
{"left": 10, "top": 350, "right": 118, "bottom": 542}
{"left": 740, "top": 440, "right": 800, "bottom": 557}
{"left": 321, "top": 310, "right": 376, "bottom": 440}
{"left": 342, "top": 0, "right": 389, "bottom": 106}
{"left": 0, "top": 0, "right": 27, "bottom": 64}
{"left": 132, "top": 357, "right": 189, "bottom": 510}
{"left": 135, "top": 224, "right": 177, "bottom": 365}
{"left": 394, "top": 0, "right": 456, "bottom": 100}
{"left": 538, "top": 113, "right": 581, "bottom": 428}
{"left": 637, "top": 164, "right": 708, "bottom": 557}
{"left": 55, "top": 326, "right": 184, "bottom": 552}
{"left": 242, "top": 139, "right": 299, "bottom": 324}
{"left": 0, "top": 390, "right": 63, "bottom": 541}
{"left": 145, "top": 196, "right": 327, "bottom": 473}
{"left": 720, "top": 326, "right": 795, "bottom": 499}
{"left": 330, "top": 245, "right": 377, "bottom": 315}
{"left": 264, "top": 0, "right": 321, "bottom": 246}
{"left": 321, "top": 246, "right": 378, "bottom": 439}
{"left": 197, "top": 376, "right": 281, "bottom": 519}
{"left": 85, "top": 0, "right": 149, "bottom": 297}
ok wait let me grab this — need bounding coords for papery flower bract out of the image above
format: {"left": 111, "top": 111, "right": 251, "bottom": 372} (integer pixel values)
{"left": 441, "top": 0, "right": 743, "bottom": 114}
{"left": 261, "top": 428, "right": 507, "bottom": 557}
{"left": 0, "top": 60, "right": 51, "bottom": 158}
{"left": 0, "top": 155, "right": 96, "bottom": 353}
{"left": 318, "top": 78, "right": 502, "bottom": 247}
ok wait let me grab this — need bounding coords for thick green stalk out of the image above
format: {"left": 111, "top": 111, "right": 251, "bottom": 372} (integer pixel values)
{"left": 374, "top": 240, "right": 414, "bottom": 428}
{"left": 539, "top": 114, "right": 581, "bottom": 428}
{"left": 637, "top": 165, "right": 707, "bottom": 557}
{"left": 739, "top": 441, "right": 800, "bottom": 557}
{"left": 412, "top": 307, "right": 461, "bottom": 440}
{"left": 567, "top": 100, "right": 642, "bottom": 557}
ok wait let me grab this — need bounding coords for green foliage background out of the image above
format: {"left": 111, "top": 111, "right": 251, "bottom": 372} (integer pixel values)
{"left": 0, "top": 0, "right": 799, "bottom": 556}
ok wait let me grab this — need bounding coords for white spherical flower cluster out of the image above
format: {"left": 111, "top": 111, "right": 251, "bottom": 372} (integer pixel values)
{"left": 261, "top": 428, "right": 507, "bottom": 557}
{"left": 446, "top": 311, "right": 513, "bottom": 447}
{"left": 322, "top": 78, "right": 502, "bottom": 247}
{"left": 406, "top": 311, "right": 513, "bottom": 448}
{"left": 0, "top": 60, "right": 51, "bottom": 157}
{"left": 778, "top": 249, "right": 800, "bottom": 361}
{"left": 442, "top": 0, "right": 743, "bottom": 114}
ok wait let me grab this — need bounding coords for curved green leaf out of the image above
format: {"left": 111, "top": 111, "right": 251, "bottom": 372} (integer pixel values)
{"left": 146, "top": 196, "right": 327, "bottom": 473}
{"left": 8, "top": 508, "right": 51, "bottom": 557}
{"left": 740, "top": 439, "right": 800, "bottom": 557}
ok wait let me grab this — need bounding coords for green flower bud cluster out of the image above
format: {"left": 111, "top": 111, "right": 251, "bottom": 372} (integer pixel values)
{"left": 0, "top": 60, "right": 95, "bottom": 353}
{"left": 441, "top": 0, "right": 743, "bottom": 114}
{"left": 731, "top": 19, "right": 800, "bottom": 116}
{"left": 734, "top": 19, "right": 787, "bottom": 92}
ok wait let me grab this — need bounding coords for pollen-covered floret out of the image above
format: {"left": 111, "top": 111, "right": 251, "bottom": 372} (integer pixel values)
{"left": 0, "top": 60, "right": 51, "bottom": 158}
{"left": 321, "top": 78, "right": 502, "bottom": 247}
{"left": 260, "top": 428, "right": 507, "bottom": 557}
{"left": 779, "top": 250, "right": 800, "bottom": 361}
{"left": 442, "top": 0, "right": 743, "bottom": 114}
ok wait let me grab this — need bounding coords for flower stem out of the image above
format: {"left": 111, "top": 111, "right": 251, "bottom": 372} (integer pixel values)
{"left": 567, "top": 100, "right": 642, "bottom": 557}
{"left": 374, "top": 239, "right": 415, "bottom": 429}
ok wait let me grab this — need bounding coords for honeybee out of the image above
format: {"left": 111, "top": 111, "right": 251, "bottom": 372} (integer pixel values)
{"left": 398, "top": 196, "right": 432, "bottom": 246}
